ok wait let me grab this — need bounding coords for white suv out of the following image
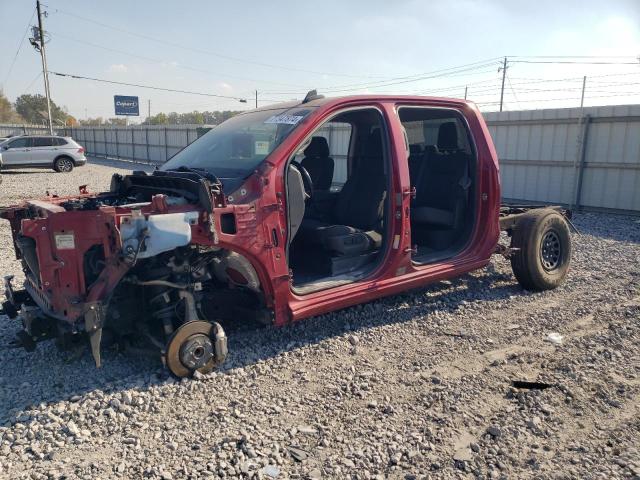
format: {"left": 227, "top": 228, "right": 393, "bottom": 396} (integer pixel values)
{"left": 0, "top": 135, "right": 87, "bottom": 173}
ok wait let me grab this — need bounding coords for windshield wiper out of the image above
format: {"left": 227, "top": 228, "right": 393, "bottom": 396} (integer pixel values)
{"left": 162, "top": 166, "right": 219, "bottom": 182}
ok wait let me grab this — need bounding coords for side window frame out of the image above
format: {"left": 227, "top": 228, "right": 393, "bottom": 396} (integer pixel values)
{"left": 8, "top": 137, "right": 32, "bottom": 149}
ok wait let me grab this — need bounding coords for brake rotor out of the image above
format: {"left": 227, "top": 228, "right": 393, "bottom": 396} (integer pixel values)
{"left": 164, "top": 320, "right": 217, "bottom": 378}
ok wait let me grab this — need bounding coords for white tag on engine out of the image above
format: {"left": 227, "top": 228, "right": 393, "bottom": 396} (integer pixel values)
{"left": 55, "top": 233, "right": 75, "bottom": 250}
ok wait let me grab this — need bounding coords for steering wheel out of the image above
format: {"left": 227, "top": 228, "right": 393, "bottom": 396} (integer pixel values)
{"left": 290, "top": 160, "right": 314, "bottom": 200}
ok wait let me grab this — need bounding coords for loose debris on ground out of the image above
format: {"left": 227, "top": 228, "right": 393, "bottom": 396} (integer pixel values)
{"left": 0, "top": 160, "right": 639, "bottom": 479}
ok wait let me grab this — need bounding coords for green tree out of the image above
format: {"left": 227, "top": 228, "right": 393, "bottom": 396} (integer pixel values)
{"left": 147, "top": 113, "right": 169, "bottom": 125}
{"left": 106, "top": 117, "right": 127, "bottom": 126}
{"left": 0, "top": 90, "right": 23, "bottom": 123}
{"left": 79, "top": 117, "right": 105, "bottom": 126}
{"left": 14, "top": 94, "right": 67, "bottom": 125}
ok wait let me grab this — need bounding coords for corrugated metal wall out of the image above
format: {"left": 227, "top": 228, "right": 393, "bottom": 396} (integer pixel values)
{"left": 58, "top": 125, "right": 203, "bottom": 163}
{"left": 484, "top": 104, "right": 640, "bottom": 212}
{"left": 0, "top": 124, "right": 52, "bottom": 137}
{"left": 3, "top": 104, "right": 638, "bottom": 212}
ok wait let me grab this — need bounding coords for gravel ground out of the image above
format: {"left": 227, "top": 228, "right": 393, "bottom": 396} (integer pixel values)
{"left": 0, "top": 159, "right": 639, "bottom": 480}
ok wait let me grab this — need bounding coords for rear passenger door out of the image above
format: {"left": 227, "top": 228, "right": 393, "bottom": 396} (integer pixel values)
{"left": 31, "top": 137, "right": 55, "bottom": 165}
{"left": 1, "top": 137, "right": 33, "bottom": 166}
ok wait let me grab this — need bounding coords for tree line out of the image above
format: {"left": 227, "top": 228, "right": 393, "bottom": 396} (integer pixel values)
{"left": 1, "top": 91, "right": 241, "bottom": 127}
{"left": 0, "top": 91, "right": 77, "bottom": 126}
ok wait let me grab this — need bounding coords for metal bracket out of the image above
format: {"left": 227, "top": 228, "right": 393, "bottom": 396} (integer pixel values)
{"left": 84, "top": 302, "right": 107, "bottom": 368}
{"left": 494, "top": 244, "right": 520, "bottom": 259}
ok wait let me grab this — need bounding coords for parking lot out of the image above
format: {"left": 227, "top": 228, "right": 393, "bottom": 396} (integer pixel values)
{"left": 0, "top": 159, "right": 637, "bottom": 479}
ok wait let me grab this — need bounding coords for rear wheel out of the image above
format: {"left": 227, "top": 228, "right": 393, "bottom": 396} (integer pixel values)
{"left": 53, "top": 156, "right": 74, "bottom": 173}
{"left": 510, "top": 209, "right": 572, "bottom": 291}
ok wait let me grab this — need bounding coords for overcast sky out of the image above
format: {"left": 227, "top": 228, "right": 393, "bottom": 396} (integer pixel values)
{"left": 1, "top": 0, "right": 639, "bottom": 121}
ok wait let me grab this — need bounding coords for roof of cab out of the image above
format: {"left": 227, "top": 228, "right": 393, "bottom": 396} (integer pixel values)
{"left": 251, "top": 94, "right": 476, "bottom": 113}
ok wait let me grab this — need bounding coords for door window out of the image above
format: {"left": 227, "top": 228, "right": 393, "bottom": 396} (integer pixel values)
{"left": 398, "top": 107, "right": 476, "bottom": 263}
{"left": 53, "top": 137, "right": 68, "bottom": 146}
{"left": 7, "top": 138, "right": 31, "bottom": 149}
{"left": 33, "top": 137, "right": 54, "bottom": 147}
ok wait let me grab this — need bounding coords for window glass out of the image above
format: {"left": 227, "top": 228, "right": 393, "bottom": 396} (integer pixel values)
{"left": 33, "top": 137, "right": 54, "bottom": 147}
{"left": 8, "top": 137, "right": 31, "bottom": 149}
{"left": 160, "top": 106, "right": 314, "bottom": 179}
{"left": 52, "top": 137, "right": 67, "bottom": 146}
{"left": 313, "top": 122, "right": 352, "bottom": 190}
{"left": 401, "top": 113, "right": 471, "bottom": 154}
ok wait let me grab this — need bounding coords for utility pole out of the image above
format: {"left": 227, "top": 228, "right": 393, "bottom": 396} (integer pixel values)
{"left": 580, "top": 76, "right": 587, "bottom": 108}
{"left": 499, "top": 56, "right": 507, "bottom": 112}
{"left": 148, "top": 99, "right": 151, "bottom": 120}
{"left": 36, "top": 0, "right": 53, "bottom": 134}
{"left": 464, "top": 86, "right": 468, "bottom": 100}
{"left": 255, "top": 90, "right": 258, "bottom": 109}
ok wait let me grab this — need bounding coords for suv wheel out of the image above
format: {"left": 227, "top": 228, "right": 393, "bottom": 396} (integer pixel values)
{"left": 54, "top": 157, "right": 74, "bottom": 173}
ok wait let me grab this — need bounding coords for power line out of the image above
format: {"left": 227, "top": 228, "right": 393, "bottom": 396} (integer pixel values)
{"left": 22, "top": 71, "right": 43, "bottom": 94}
{"left": 261, "top": 60, "right": 503, "bottom": 95}
{"left": 49, "top": 31, "right": 312, "bottom": 89}
{"left": 508, "top": 55, "right": 640, "bottom": 59}
{"left": 2, "top": 7, "right": 37, "bottom": 88}
{"left": 49, "top": 71, "right": 249, "bottom": 102}
{"left": 510, "top": 60, "right": 640, "bottom": 65}
{"left": 260, "top": 58, "right": 503, "bottom": 94}
{"left": 50, "top": 8, "right": 388, "bottom": 80}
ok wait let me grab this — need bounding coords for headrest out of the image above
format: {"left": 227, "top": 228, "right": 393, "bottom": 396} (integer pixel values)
{"left": 363, "top": 129, "right": 383, "bottom": 158}
{"left": 437, "top": 122, "right": 459, "bottom": 151}
{"left": 304, "top": 136, "right": 330, "bottom": 158}
{"left": 409, "top": 144, "right": 423, "bottom": 155}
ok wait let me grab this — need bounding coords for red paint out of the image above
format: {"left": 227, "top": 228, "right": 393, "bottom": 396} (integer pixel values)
{"left": 1, "top": 96, "right": 501, "bottom": 329}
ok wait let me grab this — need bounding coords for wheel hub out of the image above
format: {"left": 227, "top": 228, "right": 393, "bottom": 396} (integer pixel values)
{"left": 540, "top": 230, "right": 561, "bottom": 270}
{"left": 179, "top": 334, "right": 214, "bottom": 370}
{"left": 164, "top": 320, "right": 223, "bottom": 377}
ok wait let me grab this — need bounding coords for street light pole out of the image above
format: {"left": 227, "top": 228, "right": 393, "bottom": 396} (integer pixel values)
{"left": 36, "top": 0, "right": 53, "bottom": 134}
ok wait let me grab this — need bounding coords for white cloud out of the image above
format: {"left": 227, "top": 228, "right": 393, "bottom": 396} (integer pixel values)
{"left": 108, "top": 64, "right": 128, "bottom": 73}
{"left": 218, "top": 82, "right": 233, "bottom": 91}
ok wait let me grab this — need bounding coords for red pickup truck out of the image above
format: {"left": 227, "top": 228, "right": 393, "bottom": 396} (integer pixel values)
{"left": 1, "top": 92, "right": 573, "bottom": 377}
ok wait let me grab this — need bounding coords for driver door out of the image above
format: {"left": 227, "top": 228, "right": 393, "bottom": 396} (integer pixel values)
{"left": 2, "top": 137, "right": 33, "bottom": 167}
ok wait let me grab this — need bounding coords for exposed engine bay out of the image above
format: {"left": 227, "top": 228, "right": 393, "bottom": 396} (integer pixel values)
{"left": 0, "top": 169, "right": 272, "bottom": 377}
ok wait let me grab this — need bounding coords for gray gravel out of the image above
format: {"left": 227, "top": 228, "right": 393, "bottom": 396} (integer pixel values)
{"left": 1, "top": 159, "right": 639, "bottom": 479}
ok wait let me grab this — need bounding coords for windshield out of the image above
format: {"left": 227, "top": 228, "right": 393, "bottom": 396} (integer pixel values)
{"left": 160, "top": 107, "right": 314, "bottom": 183}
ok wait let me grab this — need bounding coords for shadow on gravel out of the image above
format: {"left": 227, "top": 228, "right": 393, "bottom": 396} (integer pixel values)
{"left": 1, "top": 268, "right": 524, "bottom": 426}
{"left": 0, "top": 170, "right": 54, "bottom": 175}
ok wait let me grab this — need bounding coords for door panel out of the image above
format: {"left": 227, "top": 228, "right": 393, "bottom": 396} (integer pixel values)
{"left": 2, "top": 137, "right": 32, "bottom": 166}
{"left": 31, "top": 137, "right": 55, "bottom": 164}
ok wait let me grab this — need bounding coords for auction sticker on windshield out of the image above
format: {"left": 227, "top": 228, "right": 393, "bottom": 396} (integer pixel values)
{"left": 264, "top": 114, "right": 304, "bottom": 125}
{"left": 255, "top": 141, "right": 270, "bottom": 155}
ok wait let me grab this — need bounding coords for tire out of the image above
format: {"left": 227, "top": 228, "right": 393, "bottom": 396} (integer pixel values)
{"left": 510, "top": 208, "right": 572, "bottom": 291}
{"left": 53, "top": 156, "right": 74, "bottom": 173}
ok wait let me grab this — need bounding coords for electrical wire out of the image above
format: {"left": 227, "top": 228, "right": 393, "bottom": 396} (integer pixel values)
{"left": 2, "top": 7, "right": 37, "bottom": 88}
{"left": 259, "top": 58, "right": 503, "bottom": 94}
{"left": 21, "top": 71, "right": 43, "bottom": 95}
{"left": 510, "top": 60, "right": 640, "bottom": 65}
{"left": 49, "top": 71, "right": 248, "bottom": 101}
{"left": 50, "top": 8, "right": 389, "bottom": 80}
{"left": 49, "top": 31, "right": 312, "bottom": 89}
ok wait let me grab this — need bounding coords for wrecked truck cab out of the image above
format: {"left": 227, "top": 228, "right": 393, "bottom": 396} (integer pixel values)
{"left": 1, "top": 92, "right": 573, "bottom": 377}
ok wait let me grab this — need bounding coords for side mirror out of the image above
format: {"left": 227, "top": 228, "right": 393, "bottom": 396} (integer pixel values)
{"left": 1, "top": 145, "right": 8, "bottom": 150}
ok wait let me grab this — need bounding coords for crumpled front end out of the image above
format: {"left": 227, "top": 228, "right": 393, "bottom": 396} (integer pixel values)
{"left": 1, "top": 171, "right": 271, "bottom": 376}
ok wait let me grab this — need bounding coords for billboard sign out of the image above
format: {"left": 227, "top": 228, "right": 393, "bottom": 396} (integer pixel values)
{"left": 114, "top": 95, "right": 139, "bottom": 116}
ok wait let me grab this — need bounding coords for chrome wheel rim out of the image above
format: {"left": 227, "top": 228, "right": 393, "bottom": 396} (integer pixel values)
{"left": 540, "top": 230, "right": 561, "bottom": 271}
{"left": 58, "top": 159, "right": 73, "bottom": 172}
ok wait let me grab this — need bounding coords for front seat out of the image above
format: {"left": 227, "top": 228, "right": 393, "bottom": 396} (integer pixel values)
{"left": 297, "top": 131, "right": 387, "bottom": 257}
{"left": 300, "top": 136, "right": 335, "bottom": 191}
{"left": 411, "top": 121, "right": 471, "bottom": 236}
